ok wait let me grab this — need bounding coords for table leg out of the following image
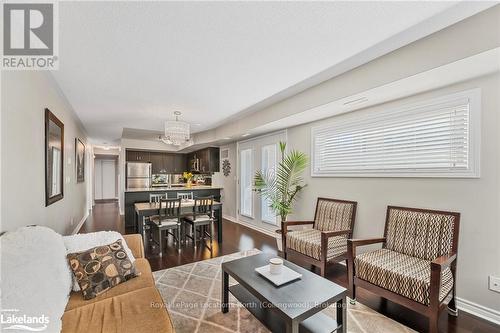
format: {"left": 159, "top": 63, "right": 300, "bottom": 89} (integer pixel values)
{"left": 137, "top": 212, "right": 143, "bottom": 236}
{"left": 217, "top": 207, "right": 223, "bottom": 243}
{"left": 221, "top": 270, "right": 229, "bottom": 313}
{"left": 158, "top": 228, "right": 163, "bottom": 257}
{"left": 285, "top": 320, "right": 299, "bottom": 333}
{"left": 134, "top": 211, "right": 138, "bottom": 234}
{"left": 337, "top": 296, "right": 347, "bottom": 333}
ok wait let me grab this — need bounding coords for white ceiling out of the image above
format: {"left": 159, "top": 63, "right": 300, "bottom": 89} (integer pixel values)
{"left": 52, "top": 1, "right": 486, "bottom": 144}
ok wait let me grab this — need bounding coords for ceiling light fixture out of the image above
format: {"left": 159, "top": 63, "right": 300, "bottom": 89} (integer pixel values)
{"left": 160, "top": 111, "right": 193, "bottom": 147}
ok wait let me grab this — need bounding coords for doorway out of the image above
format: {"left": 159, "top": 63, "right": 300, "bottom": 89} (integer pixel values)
{"left": 237, "top": 130, "right": 286, "bottom": 232}
{"left": 94, "top": 157, "right": 118, "bottom": 201}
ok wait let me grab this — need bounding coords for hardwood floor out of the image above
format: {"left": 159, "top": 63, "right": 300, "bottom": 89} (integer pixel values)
{"left": 81, "top": 202, "right": 499, "bottom": 333}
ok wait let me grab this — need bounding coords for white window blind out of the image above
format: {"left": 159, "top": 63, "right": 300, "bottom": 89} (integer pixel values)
{"left": 312, "top": 89, "right": 480, "bottom": 178}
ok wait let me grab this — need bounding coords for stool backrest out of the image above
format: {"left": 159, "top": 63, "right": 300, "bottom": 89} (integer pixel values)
{"left": 177, "top": 192, "right": 193, "bottom": 200}
{"left": 150, "top": 193, "right": 167, "bottom": 203}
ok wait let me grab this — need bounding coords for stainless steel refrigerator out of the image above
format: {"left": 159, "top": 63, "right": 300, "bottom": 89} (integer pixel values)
{"left": 126, "top": 162, "right": 152, "bottom": 188}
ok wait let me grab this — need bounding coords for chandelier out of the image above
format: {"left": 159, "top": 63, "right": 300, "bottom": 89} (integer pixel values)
{"left": 160, "top": 111, "right": 193, "bottom": 146}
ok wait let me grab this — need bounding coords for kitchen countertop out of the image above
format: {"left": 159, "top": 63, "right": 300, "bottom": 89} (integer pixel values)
{"left": 125, "top": 185, "right": 222, "bottom": 193}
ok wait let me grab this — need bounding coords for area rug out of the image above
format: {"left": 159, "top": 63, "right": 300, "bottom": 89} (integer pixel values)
{"left": 153, "top": 249, "right": 416, "bottom": 333}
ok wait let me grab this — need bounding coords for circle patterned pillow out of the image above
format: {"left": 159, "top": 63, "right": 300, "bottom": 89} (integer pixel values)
{"left": 67, "top": 239, "right": 139, "bottom": 300}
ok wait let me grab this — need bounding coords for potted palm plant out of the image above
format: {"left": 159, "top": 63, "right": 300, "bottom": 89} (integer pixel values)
{"left": 254, "top": 142, "right": 308, "bottom": 252}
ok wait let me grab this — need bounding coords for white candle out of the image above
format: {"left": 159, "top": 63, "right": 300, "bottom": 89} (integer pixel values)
{"left": 269, "top": 257, "right": 283, "bottom": 275}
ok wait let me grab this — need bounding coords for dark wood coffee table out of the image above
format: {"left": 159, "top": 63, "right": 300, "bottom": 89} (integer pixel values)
{"left": 221, "top": 253, "right": 347, "bottom": 333}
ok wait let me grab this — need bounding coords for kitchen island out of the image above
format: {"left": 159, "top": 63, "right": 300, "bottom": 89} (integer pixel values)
{"left": 124, "top": 186, "right": 222, "bottom": 240}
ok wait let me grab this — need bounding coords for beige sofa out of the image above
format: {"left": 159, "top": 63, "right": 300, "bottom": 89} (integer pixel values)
{"left": 61, "top": 234, "right": 174, "bottom": 333}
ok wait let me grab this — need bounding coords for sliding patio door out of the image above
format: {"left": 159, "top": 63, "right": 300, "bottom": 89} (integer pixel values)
{"left": 237, "top": 131, "right": 286, "bottom": 231}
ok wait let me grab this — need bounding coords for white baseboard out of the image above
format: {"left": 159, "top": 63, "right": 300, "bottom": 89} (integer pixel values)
{"left": 72, "top": 211, "right": 89, "bottom": 235}
{"left": 456, "top": 297, "right": 500, "bottom": 325}
{"left": 222, "top": 215, "right": 276, "bottom": 237}
{"left": 222, "top": 215, "right": 237, "bottom": 223}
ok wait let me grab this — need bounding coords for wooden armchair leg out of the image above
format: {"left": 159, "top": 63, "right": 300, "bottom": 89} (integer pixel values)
{"left": 448, "top": 297, "right": 458, "bottom": 316}
{"left": 281, "top": 236, "right": 287, "bottom": 260}
{"left": 349, "top": 286, "right": 356, "bottom": 305}
{"left": 320, "top": 262, "right": 327, "bottom": 277}
{"left": 347, "top": 256, "right": 356, "bottom": 303}
{"left": 428, "top": 313, "right": 439, "bottom": 333}
{"left": 447, "top": 264, "right": 458, "bottom": 316}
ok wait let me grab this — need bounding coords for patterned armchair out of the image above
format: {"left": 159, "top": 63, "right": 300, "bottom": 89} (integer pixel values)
{"left": 347, "top": 206, "right": 460, "bottom": 333}
{"left": 282, "top": 197, "right": 357, "bottom": 276}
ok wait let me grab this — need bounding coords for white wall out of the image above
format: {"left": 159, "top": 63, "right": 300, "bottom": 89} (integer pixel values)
{"left": 1, "top": 71, "right": 89, "bottom": 235}
{"left": 214, "top": 143, "right": 238, "bottom": 220}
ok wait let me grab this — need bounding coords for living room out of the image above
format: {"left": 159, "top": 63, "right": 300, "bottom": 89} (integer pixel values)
{"left": 1, "top": 1, "right": 499, "bottom": 333}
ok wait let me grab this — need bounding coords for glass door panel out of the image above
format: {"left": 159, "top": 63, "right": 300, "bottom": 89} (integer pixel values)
{"left": 261, "top": 144, "right": 277, "bottom": 225}
{"left": 237, "top": 130, "right": 286, "bottom": 231}
{"left": 239, "top": 148, "right": 253, "bottom": 218}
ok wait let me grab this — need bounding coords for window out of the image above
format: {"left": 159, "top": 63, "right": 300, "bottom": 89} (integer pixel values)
{"left": 261, "top": 144, "right": 277, "bottom": 224}
{"left": 311, "top": 89, "right": 480, "bottom": 178}
{"left": 239, "top": 148, "right": 253, "bottom": 217}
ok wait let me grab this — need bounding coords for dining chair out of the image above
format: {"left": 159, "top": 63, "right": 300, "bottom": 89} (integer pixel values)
{"left": 144, "top": 193, "right": 168, "bottom": 242}
{"left": 150, "top": 198, "right": 182, "bottom": 254}
{"left": 183, "top": 196, "right": 214, "bottom": 250}
{"left": 177, "top": 192, "right": 194, "bottom": 200}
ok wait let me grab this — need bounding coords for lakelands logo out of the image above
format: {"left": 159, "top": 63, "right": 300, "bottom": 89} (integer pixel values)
{"left": 2, "top": 1, "right": 59, "bottom": 70}
{"left": 1, "top": 309, "right": 49, "bottom": 331}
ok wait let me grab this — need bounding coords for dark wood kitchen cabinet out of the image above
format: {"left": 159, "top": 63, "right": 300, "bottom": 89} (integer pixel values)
{"left": 174, "top": 154, "right": 187, "bottom": 173}
{"left": 189, "top": 147, "right": 220, "bottom": 173}
{"left": 164, "top": 154, "right": 175, "bottom": 172}
{"left": 150, "top": 153, "right": 185, "bottom": 174}
{"left": 127, "top": 149, "right": 217, "bottom": 173}
{"left": 206, "top": 147, "right": 220, "bottom": 172}
{"left": 150, "top": 152, "right": 166, "bottom": 173}
{"left": 126, "top": 150, "right": 150, "bottom": 162}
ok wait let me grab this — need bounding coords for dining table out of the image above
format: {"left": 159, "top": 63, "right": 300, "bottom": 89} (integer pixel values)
{"left": 134, "top": 199, "right": 223, "bottom": 243}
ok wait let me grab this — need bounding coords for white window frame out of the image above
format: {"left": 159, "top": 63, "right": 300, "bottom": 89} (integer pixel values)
{"left": 311, "top": 89, "right": 481, "bottom": 178}
{"left": 239, "top": 147, "right": 254, "bottom": 219}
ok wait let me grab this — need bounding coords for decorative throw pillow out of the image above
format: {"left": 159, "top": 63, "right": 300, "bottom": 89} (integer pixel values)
{"left": 63, "top": 231, "right": 136, "bottom": 292}
{"left": 67, "top": 239, "right": 139, "bottom": 300}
